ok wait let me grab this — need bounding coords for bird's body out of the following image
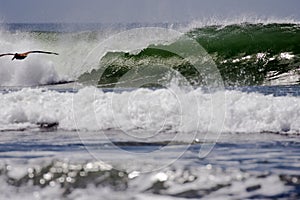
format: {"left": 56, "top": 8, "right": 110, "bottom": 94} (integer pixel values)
{"left": 0, "top": 51, "right": 59, "bottom": 60}
{"left": 12, "top": 53, "right": 28, "bottom": 60}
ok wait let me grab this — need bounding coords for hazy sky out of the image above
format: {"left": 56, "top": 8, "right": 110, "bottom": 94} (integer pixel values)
{"left": 0, "top": 0, "right": 299, "bottom": 23}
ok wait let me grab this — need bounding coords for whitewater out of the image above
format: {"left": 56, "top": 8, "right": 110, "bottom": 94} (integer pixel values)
{"left": 0, "top": 21, "right": 299, "bottom": 199}
{"left": 1, "top": 86, "right": 300, "bottom": 134}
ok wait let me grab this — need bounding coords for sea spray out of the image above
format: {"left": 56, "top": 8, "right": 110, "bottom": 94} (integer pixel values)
{"left": 1, "top": 22, "right": 300, "bottom": 87}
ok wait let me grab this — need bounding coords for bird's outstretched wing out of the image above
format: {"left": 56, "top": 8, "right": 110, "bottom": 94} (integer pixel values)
{"left": 0, "top": 53, "right": 14, "bottom": 57}
{"left": 25, "top": 51, "right": 59, "bottom": 56}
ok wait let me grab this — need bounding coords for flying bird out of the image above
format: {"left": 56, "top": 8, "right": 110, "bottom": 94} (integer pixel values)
{"left": 0, "top": 51, "right": 59, "bottom": 60}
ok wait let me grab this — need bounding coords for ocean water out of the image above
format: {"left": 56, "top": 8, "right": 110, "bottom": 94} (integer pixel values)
{"left": 0, "top": 21, "right": 300, "bottom": 199}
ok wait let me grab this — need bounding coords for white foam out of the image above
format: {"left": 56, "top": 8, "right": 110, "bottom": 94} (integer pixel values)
{"left": 0, "top": 86, "right": 299, "bottom": 135}
{"left": 265, "top": 69, "right": 300, "bottom": 86}
{"left": 279, "top": 52, "right": 295, "bottom": 60}
{"left": 0, "top": 58, "right": 64, "bottom": 86}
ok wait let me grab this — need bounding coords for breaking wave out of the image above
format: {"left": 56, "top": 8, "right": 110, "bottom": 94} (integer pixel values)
{"left": 0, "top": 22, "right": 299, "bottom": 87}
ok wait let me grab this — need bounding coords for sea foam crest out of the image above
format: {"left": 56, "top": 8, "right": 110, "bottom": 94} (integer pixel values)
{"left": 183, "top": 15, "right": 300, "bottom": 31}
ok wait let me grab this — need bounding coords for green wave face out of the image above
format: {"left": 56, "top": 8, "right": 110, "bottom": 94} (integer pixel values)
{"left": 189, "top": 23, "right": 300, "bottom": 85}
{"left": 77, "top": 23, "right": 300, "bottom": 87}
